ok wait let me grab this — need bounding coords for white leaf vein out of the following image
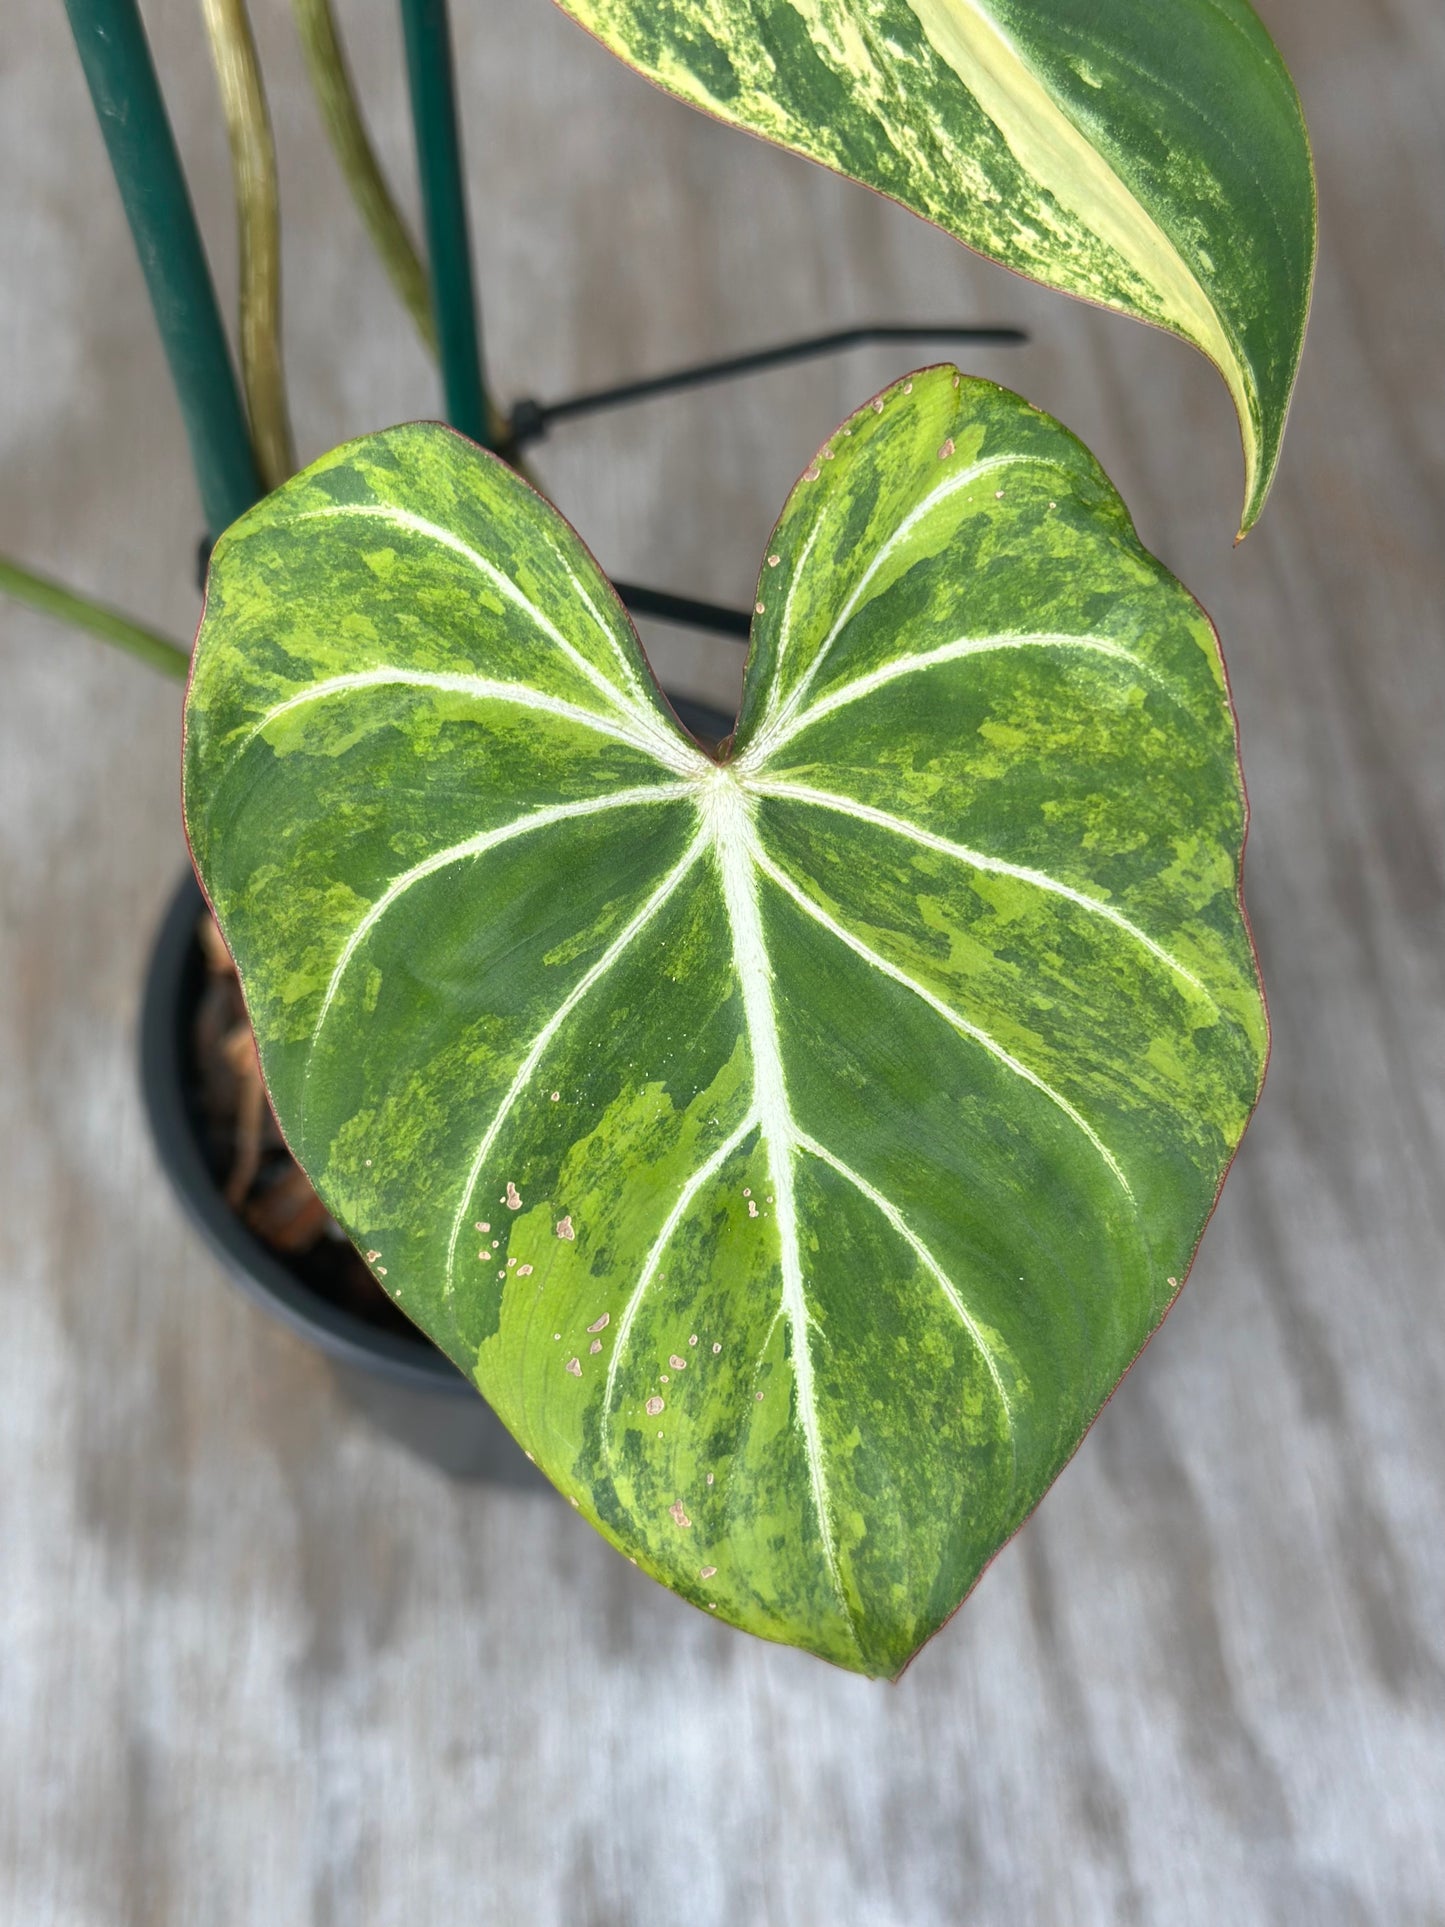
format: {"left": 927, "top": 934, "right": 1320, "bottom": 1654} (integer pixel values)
{"left": 443, "top": 827, "right": 709, "bottom": 1293}
{"left": 568, "top": 569, "right": 652, "bottom": 706}
{"left": 750, "top": 839, "right": 1134, "bottom": 1200}
{"left": 705, "top": 779, "right": 860, "bottom": 1650}
{"left": 755, "top": 452, "right": 1054, "bottom": 749}
{"left": 794, "top": 1130, "right": 1017, "bottom": 1480}
{"left": 242, "top": 666, "right": 688, "bottom": 769}
{"left": 602, "top": 1110, "right": 759, "bottom": 1456}
{"left": 294, "top": 503, "right": 699, "bottom": 770}
{"left": 748, "top": 779, "right": 1211, "bottom": 1000}
{"left": 741, "top": 629, "right": 1147, "bottom": 767}
{"left": 307, "top": 784, "right": 692, "bottom": 1055}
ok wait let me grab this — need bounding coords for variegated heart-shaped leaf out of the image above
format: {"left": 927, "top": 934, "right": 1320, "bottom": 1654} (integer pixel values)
{"left": 553, "top": 0, "right": 1315, "bottom": 535}
{"left": 184, "top": 373, "right": 1266, "bottom": 1676}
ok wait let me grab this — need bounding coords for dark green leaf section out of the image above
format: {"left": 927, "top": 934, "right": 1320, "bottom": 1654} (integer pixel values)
{"left": 556, "top": 0, "right": 1315, "bottom": 531}
{"left": 184, "top": 380, "right": 1266, "bottom": 1676}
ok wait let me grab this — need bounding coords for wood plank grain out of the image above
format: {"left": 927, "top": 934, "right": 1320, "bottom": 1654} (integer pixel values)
{"left": 1, "top": 0, "right": 1442, "bottom": 1919}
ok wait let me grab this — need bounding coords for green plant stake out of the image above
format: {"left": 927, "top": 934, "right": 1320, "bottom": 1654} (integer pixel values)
{"left": 554, "top": 0, "right": 1316, "bottom": 536}
{"left": 184, "top": 368, "right": 1267, "bottom": 1675}
{"left": 61, "top": 0, "right": 261, "bottom": 537}
{"left": 398, "top": 0, "right": 493, "bottom": 446}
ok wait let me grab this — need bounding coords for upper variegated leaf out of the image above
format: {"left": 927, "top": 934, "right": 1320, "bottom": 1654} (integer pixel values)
{"left": 184, "top": 383, "right": 1267, "bottom": 1677}
{"left": 553, "top": 0, "right": 1316, "bottom": 534}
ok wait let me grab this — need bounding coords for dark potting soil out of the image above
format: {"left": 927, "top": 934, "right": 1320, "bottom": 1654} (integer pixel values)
{"left": 189, "top": 913, "right": 424, "bottom": 1345}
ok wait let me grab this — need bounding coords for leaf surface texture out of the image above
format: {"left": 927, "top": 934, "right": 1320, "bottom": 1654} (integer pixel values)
{"left": 185, "top": 377, "right": 1267, "bottom": 1675}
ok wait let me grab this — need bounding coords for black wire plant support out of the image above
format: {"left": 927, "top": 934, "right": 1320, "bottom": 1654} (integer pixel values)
{"left": 64, "top": 0, "right": 1026, "bottom": 681}
{"left": 509, "top": 322, "right": 1027, "bottom": 644}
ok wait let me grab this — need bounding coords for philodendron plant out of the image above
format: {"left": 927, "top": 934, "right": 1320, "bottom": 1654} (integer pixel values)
{"left": 185, "top": 369, "right": 1268, "bottom": 1676}
{"left": 13, "top": 0, "right": 1311, "bottom": 1677}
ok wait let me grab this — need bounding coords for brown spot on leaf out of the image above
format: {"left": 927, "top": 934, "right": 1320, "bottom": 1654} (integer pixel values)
{"left": 700, "top": 1565, "right": 717, "bottom": 1579}
{"left": 588, "top": 1313, "right": 610, "bottom": 1333}
{"left": 669, "top": 1354, "right": 687, "bottom": 1371}
{"left": 505, "top": 1181, "right": 522, "bottom": 1210}
{"left": 670, "top": 1501, "right": 692, "bottom": 1529}
{"left": 565, "top": 1356, "right": 582, "bottom": 1378}
{"left": 556, "top": 1215, "right": 575, "bottom": 1240}
{"left": 645, "top": 1395, "right": 664, "bottom": 1417}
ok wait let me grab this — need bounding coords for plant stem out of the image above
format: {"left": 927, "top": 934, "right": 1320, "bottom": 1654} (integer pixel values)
{"left": 60, "top": 0, "right": 261, "bottom": 538}
{"left": 0, "top": 557, "right": 189, "bottom": 681}
{"left": 200, "top": 0, "right": 296, "bottom": 492}
{"left": 397, "top": 0, "right": 492, "bottom": 447}
{"left": 291, "top": 0, "right": 437, "bottom": 356}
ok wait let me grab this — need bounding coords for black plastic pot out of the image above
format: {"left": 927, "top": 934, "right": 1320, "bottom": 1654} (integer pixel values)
{"left": 141, "top": 869, "right": 550, "bottom": 1482}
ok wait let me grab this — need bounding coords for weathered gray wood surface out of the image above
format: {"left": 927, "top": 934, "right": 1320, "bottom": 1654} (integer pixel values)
{"left": 2, "top": 1, "right": 1442, "bottom": 1920}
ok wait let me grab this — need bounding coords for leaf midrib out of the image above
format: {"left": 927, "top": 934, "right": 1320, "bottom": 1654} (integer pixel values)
{"left": 289, "top": 733, "right": 1143, "bottom": 1634}
{"left": 298, "top": 753, "right": 1134, "bottom": 1537}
